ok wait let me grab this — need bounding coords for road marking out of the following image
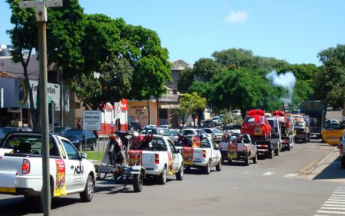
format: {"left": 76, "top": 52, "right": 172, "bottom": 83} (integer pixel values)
{"left": 284, "top": 173, "right": 295, "bottom": 177}
{"left": 262, "top": 172, "right": 274, "bottom": 176}
{"left": 316, "top": 184, "right": 345, "bottom": 216}
{"left": 324, "top": 204, "right": 345, "bottom": 207}
{"left": 317, "top": 210, "right": 345, "bottom": 215}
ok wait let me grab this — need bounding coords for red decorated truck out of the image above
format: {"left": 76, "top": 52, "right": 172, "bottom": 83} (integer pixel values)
{"left": 272, "top": 110, "right": 295, "bottom": 151}
{"left": 241, "top": 109, "right": 273, "bottom": 158}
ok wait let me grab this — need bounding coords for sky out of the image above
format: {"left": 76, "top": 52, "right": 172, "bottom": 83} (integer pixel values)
{"left": 1, "top": 0, "right": 345, "bottom": 66}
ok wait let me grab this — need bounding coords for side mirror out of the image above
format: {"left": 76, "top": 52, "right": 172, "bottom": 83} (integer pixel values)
{"left": 80, "top": 152, "right": 87, "bottom": 159}
{"left": 177, "top": 149, "right": 182, "bottom": 154}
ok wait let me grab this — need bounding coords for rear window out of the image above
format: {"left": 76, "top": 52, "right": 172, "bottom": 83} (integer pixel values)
{"left": 2, "top": 135, "right": 59, "bottom": 156}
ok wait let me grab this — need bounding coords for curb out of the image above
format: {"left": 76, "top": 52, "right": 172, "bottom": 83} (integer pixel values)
{"left": 296, "top": 147, "right": 338, "bottom": 176}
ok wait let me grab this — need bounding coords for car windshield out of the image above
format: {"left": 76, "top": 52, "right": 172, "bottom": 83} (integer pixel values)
{"left": 327, "top": 124, "right": 343, "bottom": 130}
{"left": 211, "top": 129, "right": 221, "bottom": 133}
{"left": 171, "top": 130, "right": 178, "bottom": 136}
{"left": 212, "top": 116, "right": 220, "bottom": 121}
{"left": 64, "top": 130, "right": 86, "bottom": 136}
{"left": 2, "top": 127, "right": 17, "bottom": 134}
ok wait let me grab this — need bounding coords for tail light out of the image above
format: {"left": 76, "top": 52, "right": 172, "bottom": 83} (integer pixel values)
{"left": 203, "top": 150, "right": 206, "bottom": 158}
{"left": 243, "top": 145, "right": 247, "bottom": 153}
{"left": 155, "top": 153, "right": 159, "bottom": 164}
{"left": 22, "top": 159, "right": 30, "bottom": 174}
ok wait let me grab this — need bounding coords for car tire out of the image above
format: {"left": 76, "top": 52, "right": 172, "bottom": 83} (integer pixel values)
{"left": 253, "top": 153, "right": 257, "bottom": 164}
{"left": 341, "top": 157, "right": 345, "bottom": 169}
{"left": 80, "top": 175, "right": 94, "bottom": 202}
{"left": 185, "top": 166, "right": 191, "bottom": 172}
{"left": 267, "top": 149, "right": 273, "bottom": 159}
{"left": 216, "top": 158, "right": 222, "bottom": 171}
{"left": 176, "top": 163, "right": 184, "bottom": 180}
{"left": 91, "top": 142, "right": 96, "bottom": 151}
{"left": 287, "top": 141, "right": 291, "bottom": 151}
{"left": 204, "top": 161, "right": 211, "bottom": 175}
{"left": 244, "top": 155, "right": 249, "bottom": 166}
{"left": 158, "top": 166, "right": 167, "bottom": 185}
{"left": 274, "top": 147, "right": 279, "bottom": 156}
{"left": 33, "top": 181, "right": 53, "bottom": 213}
{"left": 133, "top": 173, "right": 144, "bottom": 192}
{"left": 228, "top": 159, "right": 233, "bottom": 165}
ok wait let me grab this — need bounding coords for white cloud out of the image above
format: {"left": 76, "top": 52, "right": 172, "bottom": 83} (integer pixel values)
{"left": 223, "top": 10, "right": 248, "bottom": 24}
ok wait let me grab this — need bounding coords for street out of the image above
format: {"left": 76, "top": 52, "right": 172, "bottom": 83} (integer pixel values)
{"left": 0, "top": 139, "right": 344, "bottom": 216}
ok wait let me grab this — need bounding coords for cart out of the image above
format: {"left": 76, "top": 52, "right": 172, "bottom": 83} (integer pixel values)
{"left": 95, "top": 163, "right": 145, "bottom": 192}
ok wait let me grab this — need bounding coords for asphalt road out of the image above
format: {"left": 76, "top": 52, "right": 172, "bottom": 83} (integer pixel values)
{"left": 0, "top": 138, "right": 344, "bottom": 216}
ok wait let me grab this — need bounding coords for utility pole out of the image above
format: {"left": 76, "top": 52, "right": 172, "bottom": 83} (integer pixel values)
{"left": 19, "top": 1, "right": 63, "bottom": 215}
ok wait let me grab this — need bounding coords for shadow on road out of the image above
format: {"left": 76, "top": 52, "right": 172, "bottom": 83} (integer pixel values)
{"left": 313, "top": 157, "right": 345, "bottom": 180}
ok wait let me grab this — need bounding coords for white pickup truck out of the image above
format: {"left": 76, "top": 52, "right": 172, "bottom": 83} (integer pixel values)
{"left": 0, "top": 132, "right": 96, "bottom": 211}
{"left": 176, "top": 136, "right": 222, "bottom": 174}
{"left": 127, "top": 135, "right": 184, "bottom": 184}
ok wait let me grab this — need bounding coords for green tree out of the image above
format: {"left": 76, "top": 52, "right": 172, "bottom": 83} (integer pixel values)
{"left": 178, "top": 92, "right": 206, "bottom": 127}
{"left": 177, "top": 68, "right": 194, "bottom": 93}
{"left": 6, "top": 0, "right": 84, "bottom": 131}
{"left": 193, "top": 58, "right": 224, "bottom": 81}
{"left": 71, "top": 56, "right": 133, "bottom": 110}
{"left": 314, "top": 44, "right": 345, "bottom": 108}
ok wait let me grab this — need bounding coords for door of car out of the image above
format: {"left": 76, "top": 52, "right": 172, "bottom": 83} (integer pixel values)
{"left": 166, "top": 139, "right": 180, "bottom": 173}
{"left": 211, "top": 139, "right": 220, "bottom": 165}
{"left": 61, "top": 139, "right": 86, "bottom": 191}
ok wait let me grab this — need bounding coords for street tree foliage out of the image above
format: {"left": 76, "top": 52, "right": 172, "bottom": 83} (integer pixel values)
{"left": 178, "top": 92, "right": 206, "bottom": 127}
{"left": 314, "top": 44, "right": 345, "bottom": 108}
{"left": 221, "top": 112, "right": 243, "bottom": 126}
{"left": 71, "top": 56, "right": 133, "bottom": 110}
{"left": 178, "top": 47, "right": 315, "bottom": 115}
{"left": 6, "top": 0, "right": 84, "bottom": 131}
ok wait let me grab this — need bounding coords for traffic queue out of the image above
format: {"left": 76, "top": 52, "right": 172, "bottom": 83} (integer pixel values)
{"left": 0, "top": 108, "right": 312, "bottom": 212}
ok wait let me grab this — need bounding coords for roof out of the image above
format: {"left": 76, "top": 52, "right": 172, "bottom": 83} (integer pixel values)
{"left": 0, "top": 55, "right": 39, "bottom": 80}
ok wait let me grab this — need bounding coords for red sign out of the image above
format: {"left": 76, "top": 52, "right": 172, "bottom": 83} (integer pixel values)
{"left": 128, "top": 150, "right": 142, "bottom": 166}
{"left": 121, "top": 99, "right": 128, "bottom": 111}
{"left": 182, "top": 147, "right": 193, "bottom": 165}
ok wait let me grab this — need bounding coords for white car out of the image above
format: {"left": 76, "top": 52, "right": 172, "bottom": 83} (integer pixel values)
{"left": 0, "top": 132, "right": 96, "bottom": 211}
{"left": 128, "top": 135, "right": 184, "bottom": 184}
{"left": 180, "top": 128, "right": 211, "bottom": 138}
{"left": 175, "top": 136, "right": 222, "bottom": 174}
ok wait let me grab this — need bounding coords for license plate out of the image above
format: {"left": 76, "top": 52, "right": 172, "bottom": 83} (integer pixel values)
{"left": 0, "top": 187, "right": 15, "bottom": 193}
{"left": 254, "top": 127, "right": 262, "bottom": 135}
{"left": 98, "top": 166, "right": 112, "bottom": 173}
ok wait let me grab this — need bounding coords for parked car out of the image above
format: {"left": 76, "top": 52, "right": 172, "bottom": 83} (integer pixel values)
{"left": 159, "top": 124, "right": 172, "bottom": 129}
{"left": 223, "top": 124, "right": 241, "bottom": 134}
{"left": 140, "top": 127, "right": 174, "bottom": 143}
{"left": 202, "top": 128, "right": 224, "bottom": 143}
{"left": 128, "top": 122, "right": 142, "bottom": 132}
{"left": 64, "top": 129, "right": 97, "bottom": 151}
{"left": 339, "top": 131, "right": 345, "bottom": 169}
{"left": 203, "top": 120, "right": 216, "bottom": 128}
{"left": 180, "top": 128, "right": 210, "bottom": 138}
{"left": 212, "top": 116, "right": 221, "bottom": 126}
{"left": 143, "top": 124, "right": 157, "bottom": 129}
{"left": 51, "top": 126, "right": 72, "bottom": 136}
{"left": 233, "top": 109, "right": 241, "bottom": 116}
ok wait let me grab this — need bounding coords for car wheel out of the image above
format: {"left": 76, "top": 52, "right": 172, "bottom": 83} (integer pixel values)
{"left": 185, "top": 166, "right": 191, "bottom": 172}
{"left": 253, "top": 153, "right": 257, "bottom": 164}
{"left": 274, "top": 146, "right": 279, "bottom": 156}
{"left": 91, "top": 142, "right": 96, "bottom": 151}
{"left": 228, "top": 159, "right": 233, "bottom": 165}
{"left": 33, "top": 181, "right": 53, "bottom": 213}
{"left": 204, "top": 161, "right": 211, "bottom": 175}
{"left": 158, "top": 166, "right": 167, "bottom": 185}
{"left": 341, "top": 157, "right": 345, "bottom": 169}
{"left": 267, "top": 149, "right": 273, "bottom": 159}
{"left": 133, "top": 172, "right": 144, "bottom": 192}
{"left": 80, "top": 175, "right": 94, "bottom": 202}
{"left": 244, "top": 155, "right": 249, "bottom": 166}
{"left": 176, "top": 163, "right": 184, "bottom": 180}
{"left": 287, "top": 141, "right": 291, "bottom": 151}
{"left": 216, "top": 158, "right": 222, "bottom": 171}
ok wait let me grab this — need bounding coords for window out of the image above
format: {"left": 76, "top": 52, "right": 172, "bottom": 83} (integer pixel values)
{"left": 167, "top": 139, "right": 176, "bottom": 153}
{"left": 200, "top": 138, "right": 211, "bottom": 148}
{"left": 62, "top": 140, "right": 80, "bottom": 160}
{"left": 152, "top": 138, "right": 167, "bottom": 151}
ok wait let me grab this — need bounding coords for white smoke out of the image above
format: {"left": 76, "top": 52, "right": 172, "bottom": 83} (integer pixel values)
{"left": 265, "top": 71, "right": 296, "bottom": 103}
